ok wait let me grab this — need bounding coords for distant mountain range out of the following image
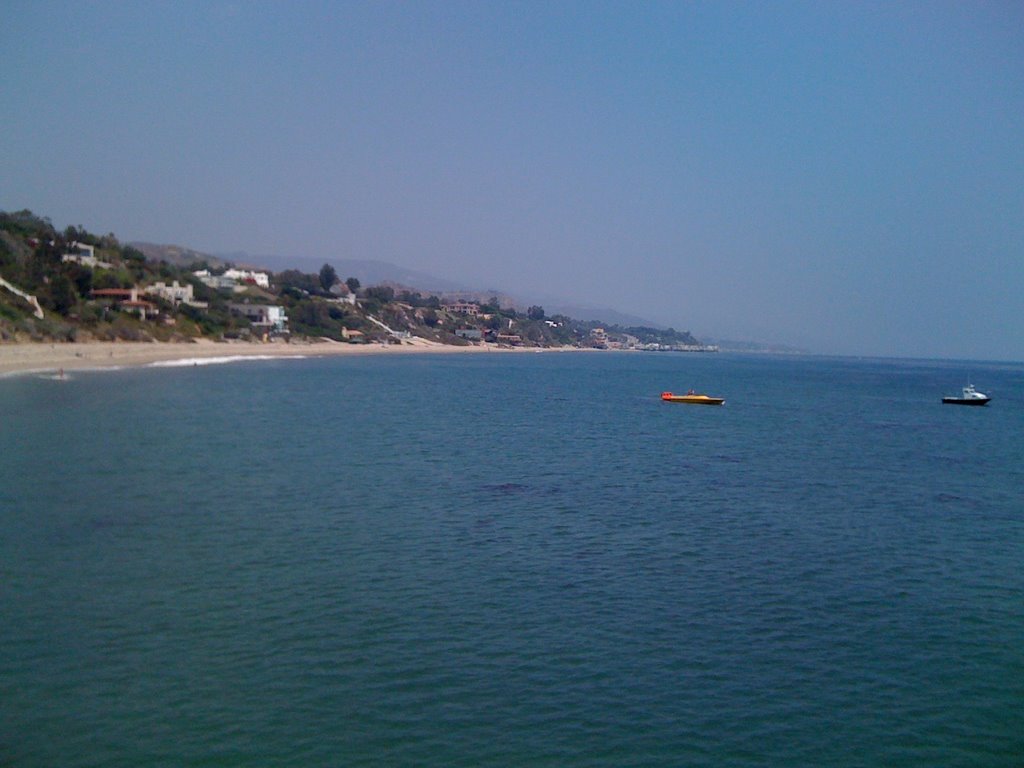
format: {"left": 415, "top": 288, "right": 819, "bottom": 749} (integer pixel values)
{"left": 131, "top": 242, "right": 668, "bottom": 330}
{"left": 541, "top": 304, "right": 667, "bottom": 329}
{"left": 131, "top": 242, "right": 230, "bottom": 269}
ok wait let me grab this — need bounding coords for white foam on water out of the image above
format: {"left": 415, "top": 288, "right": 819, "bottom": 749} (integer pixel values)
{"left": 0, "top": 355, "right": 309, "bottom": 379}
{"left": 147, "top": 355, "right": 307, "bottom": 368}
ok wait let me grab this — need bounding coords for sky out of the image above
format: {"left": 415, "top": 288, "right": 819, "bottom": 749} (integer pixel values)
{"left": 3, "top": 1, "right": 1023, "bottom": 359}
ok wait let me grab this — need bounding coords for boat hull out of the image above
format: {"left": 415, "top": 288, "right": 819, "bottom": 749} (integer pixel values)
{"left": 661, "top": 393, "right": 725, "bottom": 405}
{"left": 942, "top": 397, "right": 990, "bottom": 406}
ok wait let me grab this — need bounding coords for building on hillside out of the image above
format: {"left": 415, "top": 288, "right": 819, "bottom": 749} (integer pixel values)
{"left": 329, "top": 284, "right": 358, "bottom": 305}
{"left": 145, "top": 280, "right": 206, "bottom": 307}
{"left": 454, "top": 328, "right": 482, "bottom": 341}
{"left": 193, "top": 269, "right": 269, "bottom": 292}
{"left": 229, "top": 303, "right": 289, "bottom": 333}
{"left": 120, "top": 299, "right": 159, "bottom": 320}
{"left": 92, "top": 287, "right": 139, "bottom": 302}
{"left": 194, "top": 270, "right": 239, "bottom": 291}
{"left": 222, "top": 268, "right": 270, "bottom": 288}
{"left": 442, "top": 301, "right": 480, "bottom": 317}
{"left": 62, "top": 242, "right": 113, "bottom": 269}
{"left": 91, "top": 287, "right": 161, "bottom": 319}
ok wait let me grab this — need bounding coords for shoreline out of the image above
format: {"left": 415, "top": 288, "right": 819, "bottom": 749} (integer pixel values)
{"left": 0, "top": 338, "right": 575, "bottom": 377}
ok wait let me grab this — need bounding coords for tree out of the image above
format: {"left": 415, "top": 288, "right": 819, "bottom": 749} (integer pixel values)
{"left": 345, "top": 276, "right": 360, "bottom": 293}
{"left": 121, "top": 246, "right": 146, "bottom": 264}
{"left": 0, "top": 209, "right": 56, "bottom": 239}
{"left": 365, "top": 285, "right": 394, "bottom": 303}
{"left": 276, "top": 269, "right": 320, "bottom": 294}
{"left": 48, "top": 274, "right": 77, "bottom": 315}
{"left": 319, "top": 263, "right": 337, "bottom": 291}
{"left": 66, "top": 263, "right": 93, "bottom": 297}
{"left": 527, "top": 305, "right": 545, "bottom": 321}
{"left": 525, "top": 323, "right": 547, "bottom": 343}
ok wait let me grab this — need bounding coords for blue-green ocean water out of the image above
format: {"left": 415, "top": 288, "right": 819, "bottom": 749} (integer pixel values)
{"left": 1, "top": 352, "right": 1022, "bottom": 767}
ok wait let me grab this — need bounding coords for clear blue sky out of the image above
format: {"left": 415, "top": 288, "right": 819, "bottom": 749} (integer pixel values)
{"left": 3, "top": 1, "right": 1022, "bottom": 359}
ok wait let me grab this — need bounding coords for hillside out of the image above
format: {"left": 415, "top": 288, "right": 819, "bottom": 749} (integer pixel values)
{"left": 1, "top": 210, "right": 710, "bottom": 351}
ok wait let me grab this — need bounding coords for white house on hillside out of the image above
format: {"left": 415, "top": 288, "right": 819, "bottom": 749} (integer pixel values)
{"left": 223, "top": 268, "right": 270, "bottom": 288}
{"left": 194, "top": 268, "right": 270, "bottom": 292}
{"left": 194, "top": 270, "right": 237, "bottom": 291}
{"left": 145, "top": 281, "right": 207, "bottom": 308}
{"left": 62, "top": 242, "right": 113, "bottom": 270}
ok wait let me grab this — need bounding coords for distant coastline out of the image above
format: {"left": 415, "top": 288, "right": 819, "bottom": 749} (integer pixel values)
{"left": 1, "top": 210, "right": 709, "bottom": 354}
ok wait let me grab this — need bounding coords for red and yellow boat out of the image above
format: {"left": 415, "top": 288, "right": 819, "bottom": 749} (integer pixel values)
{"left": 661, "top": 390, "right": 725, "bottom": 405}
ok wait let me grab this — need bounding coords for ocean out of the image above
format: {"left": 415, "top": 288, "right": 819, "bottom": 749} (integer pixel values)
{"left": 1, "top": 351, "right": 1022, "bottom": 766}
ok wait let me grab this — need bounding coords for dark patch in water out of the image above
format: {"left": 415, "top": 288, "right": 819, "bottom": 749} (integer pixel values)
{"left": 48, "top": 513, "right": 145, "bottom": 547}
{"left": 483, "top": 482, "right": 530, "bottom": 494}
{"left": 933, "top": 492, "right": 980, "bottom": 509}
{"left": 479, "top": 482, "right": 565, "bottom": 498}
{"left": 712, "top": 454, "right": 745, "bottom": 464}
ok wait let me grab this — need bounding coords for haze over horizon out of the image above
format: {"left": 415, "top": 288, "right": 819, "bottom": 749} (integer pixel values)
{"left": 3, "top": 2, "right": 1022, "bottom": 360}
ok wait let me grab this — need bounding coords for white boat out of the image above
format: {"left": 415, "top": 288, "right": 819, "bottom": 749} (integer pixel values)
{"left": 942, "top": 383, "right": 990, "bottom": 406}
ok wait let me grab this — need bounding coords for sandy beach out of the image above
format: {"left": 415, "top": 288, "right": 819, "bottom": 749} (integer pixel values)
{"left": 0, "top": 337, "right": 531, "bottom": 376}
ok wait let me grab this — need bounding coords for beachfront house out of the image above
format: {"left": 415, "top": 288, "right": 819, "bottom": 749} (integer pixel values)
{"left": 120, "top": 299, "right": 159, "bottom": 320}
{"left": 91, "top": 287, "right": 160, "bottom": 320}
{"left": 229, "top": 303, "right": 289, "bottom": 334}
